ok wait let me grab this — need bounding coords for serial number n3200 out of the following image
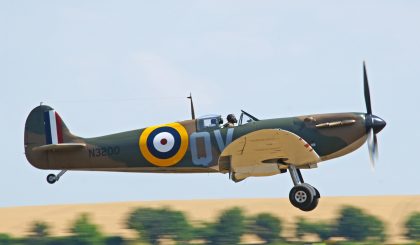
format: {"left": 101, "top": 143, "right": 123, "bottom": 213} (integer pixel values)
{"left": 88, "top": 146, "right": 120, "bottom": 158}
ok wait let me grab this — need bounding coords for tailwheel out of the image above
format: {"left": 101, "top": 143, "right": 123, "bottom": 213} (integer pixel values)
{"left": 46, "top": 174, "right": 57, "bottom": 184}
{"left": 46, "top": 170, "right": 67, "bottom": 184}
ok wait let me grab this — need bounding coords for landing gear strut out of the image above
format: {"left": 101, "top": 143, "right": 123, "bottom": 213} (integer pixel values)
{"left": 46, "top": 170, "right": 67, "bottom": 184}
{"left": 288, "top": 165, "right": 320, "bottom": 211}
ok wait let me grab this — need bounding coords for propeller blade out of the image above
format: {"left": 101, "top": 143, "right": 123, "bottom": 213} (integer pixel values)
{"left": 367, "top": 128, "right": 378, "bottom": 170}
{"left": 373, "top": 133, "right": 378, "bottom": 160}
{"left": 363, "top": 63, "right": 384, "bottom": 169}
{"left": 363, "top": 62, "right": 372, "bottom": 115}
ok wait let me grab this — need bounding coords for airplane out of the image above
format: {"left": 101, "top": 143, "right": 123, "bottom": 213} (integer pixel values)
{"left": 24, "top": 63, "right": 386, "bottom": 211}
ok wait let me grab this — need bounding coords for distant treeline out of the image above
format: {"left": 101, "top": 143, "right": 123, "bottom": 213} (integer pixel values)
{"left": 0, "top": 205, "right": 419, "bottom": 245}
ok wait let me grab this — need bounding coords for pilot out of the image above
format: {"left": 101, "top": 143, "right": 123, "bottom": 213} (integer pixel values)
{"left": 224, "top": 114, "right": 237, "bottom": 128}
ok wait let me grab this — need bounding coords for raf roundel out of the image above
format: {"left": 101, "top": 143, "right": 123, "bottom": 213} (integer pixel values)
{"left": 139, "top": 123, "right": 189, "bottom": 167}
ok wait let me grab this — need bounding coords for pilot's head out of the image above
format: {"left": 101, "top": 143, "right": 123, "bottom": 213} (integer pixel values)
{"left": 227, "top": 114, "right": 237, "bottom": 124}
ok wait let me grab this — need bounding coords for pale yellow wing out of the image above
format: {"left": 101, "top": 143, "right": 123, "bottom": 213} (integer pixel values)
{"left": 219, "top": 129, "right": 320, "bottom": 174}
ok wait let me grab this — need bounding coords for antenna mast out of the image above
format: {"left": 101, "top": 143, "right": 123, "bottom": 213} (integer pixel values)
{"left": 187, "top": 93, "right": 195, "bottom": 119}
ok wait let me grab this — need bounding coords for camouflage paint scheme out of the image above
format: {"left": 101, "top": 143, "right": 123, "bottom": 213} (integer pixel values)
{"left": 24, "top": 63, "right": 386, "bottom": 212}
{"left": 24, "top": 105, "right": 368, "bottom": 180}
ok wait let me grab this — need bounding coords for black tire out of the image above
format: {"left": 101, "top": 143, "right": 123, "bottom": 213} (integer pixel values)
{"left": 289, "top": 185, "right": 314, "bottom": 209}
{"left": 300, "top": 197, "right": 319, "bottom": 212}
{"left": 314, "top": 187, "right": 321, "bottom": 198}
{"left": 46, "top": 174, "right": 56, "bottom": 184}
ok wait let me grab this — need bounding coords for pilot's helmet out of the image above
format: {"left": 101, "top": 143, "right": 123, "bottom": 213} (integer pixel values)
{"left": 227, "top": 114, "right": 237, "bottom": 124}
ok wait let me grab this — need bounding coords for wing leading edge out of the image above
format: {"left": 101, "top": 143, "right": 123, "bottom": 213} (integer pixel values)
{"left": 218, "top": 129, "right": 320, "bottom": 180}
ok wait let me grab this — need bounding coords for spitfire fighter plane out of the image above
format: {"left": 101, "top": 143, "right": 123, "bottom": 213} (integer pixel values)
{"left": 24, "top": 63, "right": 385, "bottom": 211}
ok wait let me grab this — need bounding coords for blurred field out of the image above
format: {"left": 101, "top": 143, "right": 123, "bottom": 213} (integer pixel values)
{"left": 0, "top": 195, "right": 419, "bottom": 243}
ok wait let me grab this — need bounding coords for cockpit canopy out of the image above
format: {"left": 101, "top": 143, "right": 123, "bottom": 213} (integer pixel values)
{"left": 196, "top": 115, "right": 222, "bottom": 130}
{"left": 196, "top": 111, "right": 258, "bottom": 130}
{"left": 238, "top": 110, "right": 258, "bottom": 125}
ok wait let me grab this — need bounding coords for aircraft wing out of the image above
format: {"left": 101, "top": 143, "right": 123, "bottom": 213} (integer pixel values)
{"left": 219, "top": 129, "right": 320, "bottom": 178}
{"left": 32, "top": 143, "right": 86, "bottom": 152}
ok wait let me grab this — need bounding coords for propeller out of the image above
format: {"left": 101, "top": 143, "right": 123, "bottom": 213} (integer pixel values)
{"left": 363, "top": 62, "right": 386, "bottom": 169}
{"left": 367, "top": 128, "right": 377, "bottom": 169}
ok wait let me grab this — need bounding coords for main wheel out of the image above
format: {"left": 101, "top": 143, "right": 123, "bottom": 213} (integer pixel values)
{"left": 46, "top": 174, "right": 57, "bottom": 184}
{"left": 314, "top": 187, "right": 321, "bottom": 198}
{"left": 289, "top": 185, "right": 314, "bottom": 209}
{"left": 300, "top": 197, "right": 319, "bottom": 212}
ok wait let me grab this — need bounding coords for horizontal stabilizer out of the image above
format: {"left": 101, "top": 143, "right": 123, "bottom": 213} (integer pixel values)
{"left": 32, "top": 143, "right": 86, "bottom": 152}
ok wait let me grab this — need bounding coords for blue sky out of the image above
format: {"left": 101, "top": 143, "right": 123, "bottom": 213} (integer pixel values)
{"left": 1, "top": 1, "right": 419, "bottom": 207}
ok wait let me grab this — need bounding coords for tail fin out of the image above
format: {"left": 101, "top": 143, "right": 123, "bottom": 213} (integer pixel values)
{"left": 24, "top": 105, "right": 79, "bottom": 169}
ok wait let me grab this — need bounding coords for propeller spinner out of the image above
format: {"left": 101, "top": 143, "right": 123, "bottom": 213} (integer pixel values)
{"left": 363, "top": 62, "right": 386, "bottom": 169}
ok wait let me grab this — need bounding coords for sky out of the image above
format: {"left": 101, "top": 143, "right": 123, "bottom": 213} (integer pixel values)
{"left": 1, "top": 1, "right": 419, "bottom": 207}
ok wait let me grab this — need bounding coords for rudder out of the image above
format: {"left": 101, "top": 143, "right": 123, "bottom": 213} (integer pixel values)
{"left": 24, "top": 105, "right": 78, "bottom": 169}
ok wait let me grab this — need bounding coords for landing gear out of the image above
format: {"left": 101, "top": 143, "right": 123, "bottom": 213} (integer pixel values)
{"left": 46, "top": 174, "right": 57, "bottom": 184}
{"left": 288, "top": 165, "right": 320, "bottom": 211}
{"left": 46, "top": 170, "right": 67, "bottom": 184}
